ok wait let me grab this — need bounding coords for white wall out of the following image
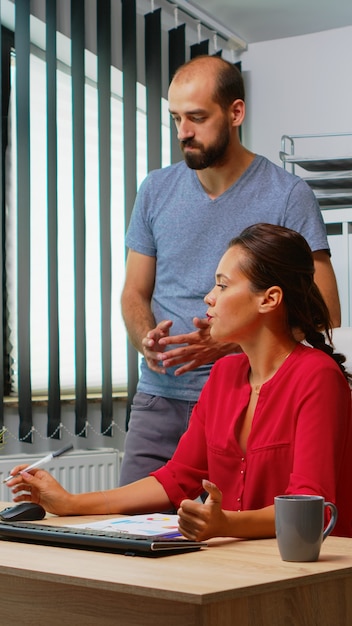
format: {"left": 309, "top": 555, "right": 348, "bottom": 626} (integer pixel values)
{"left": 240, "top": 26, "right": 352, "bottom": 329}
{"left": 241, "top": 25, "right": 352, "bottom": 165}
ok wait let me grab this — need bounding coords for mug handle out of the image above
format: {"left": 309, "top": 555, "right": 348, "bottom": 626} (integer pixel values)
{"left": 323, "top": 501, "right": 338, "bottom": 540}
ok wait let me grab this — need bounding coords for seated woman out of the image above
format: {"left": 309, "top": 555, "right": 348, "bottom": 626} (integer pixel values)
{"left": 6, "top": 223, "right": 352, "bottom": 539}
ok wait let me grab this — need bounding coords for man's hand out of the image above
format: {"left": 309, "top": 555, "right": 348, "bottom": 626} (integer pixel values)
{"left": 177, "top": 479, "right": 228, "bottom": 541}
{"left": 157, "top": 317, "right": 239, "bottom": 376}
{"left": 141, "top": 320, "right": 174, "bottom": 373}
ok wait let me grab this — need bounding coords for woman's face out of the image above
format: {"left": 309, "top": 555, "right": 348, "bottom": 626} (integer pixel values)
{"left": 205, "top": 246, "right": 264, "bottom": 344}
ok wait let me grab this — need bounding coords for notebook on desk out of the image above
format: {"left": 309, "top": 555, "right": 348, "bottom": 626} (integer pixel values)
{"left": 0, "top": 519, "right": 206, "bottom": 557}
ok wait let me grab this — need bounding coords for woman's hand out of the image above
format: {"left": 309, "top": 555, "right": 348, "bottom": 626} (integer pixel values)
{"left": 177, "top": 479, "right": 228, "bottom": 541}
{"left": 6, "top": 465, "right": 74, "bottom": 516}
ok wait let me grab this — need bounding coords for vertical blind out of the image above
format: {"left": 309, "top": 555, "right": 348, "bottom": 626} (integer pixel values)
{"left": 97, "top": 0, "right": 113, "bottom": 435}
{"left": 0, "top": 4, "right": 4, "bottom": 435}
{"left": 46, "top": 0, "right": 60, "bottom": 438}
{"left": 0, "top": 0, "right": 242, "bottom": 442}
{"left": 71, "top": 0, "right": 87, "bottom": 435}
{"left": 15, "top": 0, "right": 31, "bottom": 441}
{"left": 121, "top": 0, "right": 138, "bottom": 426}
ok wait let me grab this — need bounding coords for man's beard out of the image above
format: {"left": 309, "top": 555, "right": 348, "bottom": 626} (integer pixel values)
{"left": 180, "top": 121, "right": 231, "bottom": 170}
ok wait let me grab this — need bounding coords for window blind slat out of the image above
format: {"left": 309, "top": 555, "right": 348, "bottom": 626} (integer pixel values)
{"left": 190, "top": 40, "right": 209, "bottom": 58}
{"left": 15, "top": 0, "right": 32, "bottom": 441}
{"left": 46, "top": 0, "right": 61, "bottom": 438}
{"left": 97, "top": 0, "right": 113, "bottom": 434}
{"left": 145, "top": 9, "right": 162, "bottom": 172}
{"left": 168, "top": 24, "right": 185, "bottom": 164}
{"left": 121, "top": 0, "right": 138, "bottom": 429}
{"left": 1, "top": 28, "right": 13, "bottom": 402}
{"left": 0, "top": 15, "right": 4, "bottom": 427}
{"left": 71, "top": 0, "right": 87, "bottom": 436}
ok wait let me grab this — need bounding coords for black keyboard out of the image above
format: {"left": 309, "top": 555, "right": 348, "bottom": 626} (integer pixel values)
{"left": 0, "top": 520, "right": 206, "bottom": 556}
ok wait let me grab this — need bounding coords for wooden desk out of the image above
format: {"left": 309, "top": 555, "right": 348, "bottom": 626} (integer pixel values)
{"left": 0, "top": 503, "right": 351, "bottom": 626}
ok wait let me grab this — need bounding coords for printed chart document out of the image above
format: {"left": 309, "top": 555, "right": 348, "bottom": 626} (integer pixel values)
{"left": 68, "top": 513, "right": 182, "bottom": 537}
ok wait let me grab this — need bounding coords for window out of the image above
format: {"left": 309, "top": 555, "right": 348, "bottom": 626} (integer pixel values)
{"left": 5, "top": 42, "right": 171, "bottom": 397}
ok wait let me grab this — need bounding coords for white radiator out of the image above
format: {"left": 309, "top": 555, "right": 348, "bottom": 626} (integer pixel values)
{"left": 0, "top": 448, "right": 121, "bottom": 501}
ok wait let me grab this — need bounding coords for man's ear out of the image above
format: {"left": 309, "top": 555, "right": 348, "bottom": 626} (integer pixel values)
{"left": 230, "top": 99, "right": 245, "bottom": 127}
{"left": 258, "top": 286, "right": 283, "bottom": 312}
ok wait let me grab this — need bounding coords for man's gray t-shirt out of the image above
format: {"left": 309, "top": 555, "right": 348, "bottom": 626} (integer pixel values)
{"left": 126, "top": 154, "right": 329, "bottom": 401}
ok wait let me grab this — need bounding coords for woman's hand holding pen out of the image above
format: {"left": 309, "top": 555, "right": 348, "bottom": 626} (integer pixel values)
{"left": 5, "top": 465, "right": 74, "bottom": 516}
{"left": 177, "top": 479, "right": 229, "bottom": 541}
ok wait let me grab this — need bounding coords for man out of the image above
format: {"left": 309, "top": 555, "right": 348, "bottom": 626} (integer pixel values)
{"left": 119, "top": 55, "right": 340, "bottom": 486}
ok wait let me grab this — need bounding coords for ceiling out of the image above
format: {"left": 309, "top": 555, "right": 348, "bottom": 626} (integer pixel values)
{"left": 185, "top": 0, "right": 352, "bottom": 44}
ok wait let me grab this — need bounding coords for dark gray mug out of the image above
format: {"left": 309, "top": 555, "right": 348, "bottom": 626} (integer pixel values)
{"left": 274, "top": 495, "right": 338, "bottom": 562}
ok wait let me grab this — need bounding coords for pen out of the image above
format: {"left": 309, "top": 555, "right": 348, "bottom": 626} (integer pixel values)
{"left": 3, "top": 443, "right": 74, "bottom": 483}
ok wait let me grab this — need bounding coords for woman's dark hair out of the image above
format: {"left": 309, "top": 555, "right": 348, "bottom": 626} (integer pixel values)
{"left": 229, "top": 223, "right": 351, "bottom": 382}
